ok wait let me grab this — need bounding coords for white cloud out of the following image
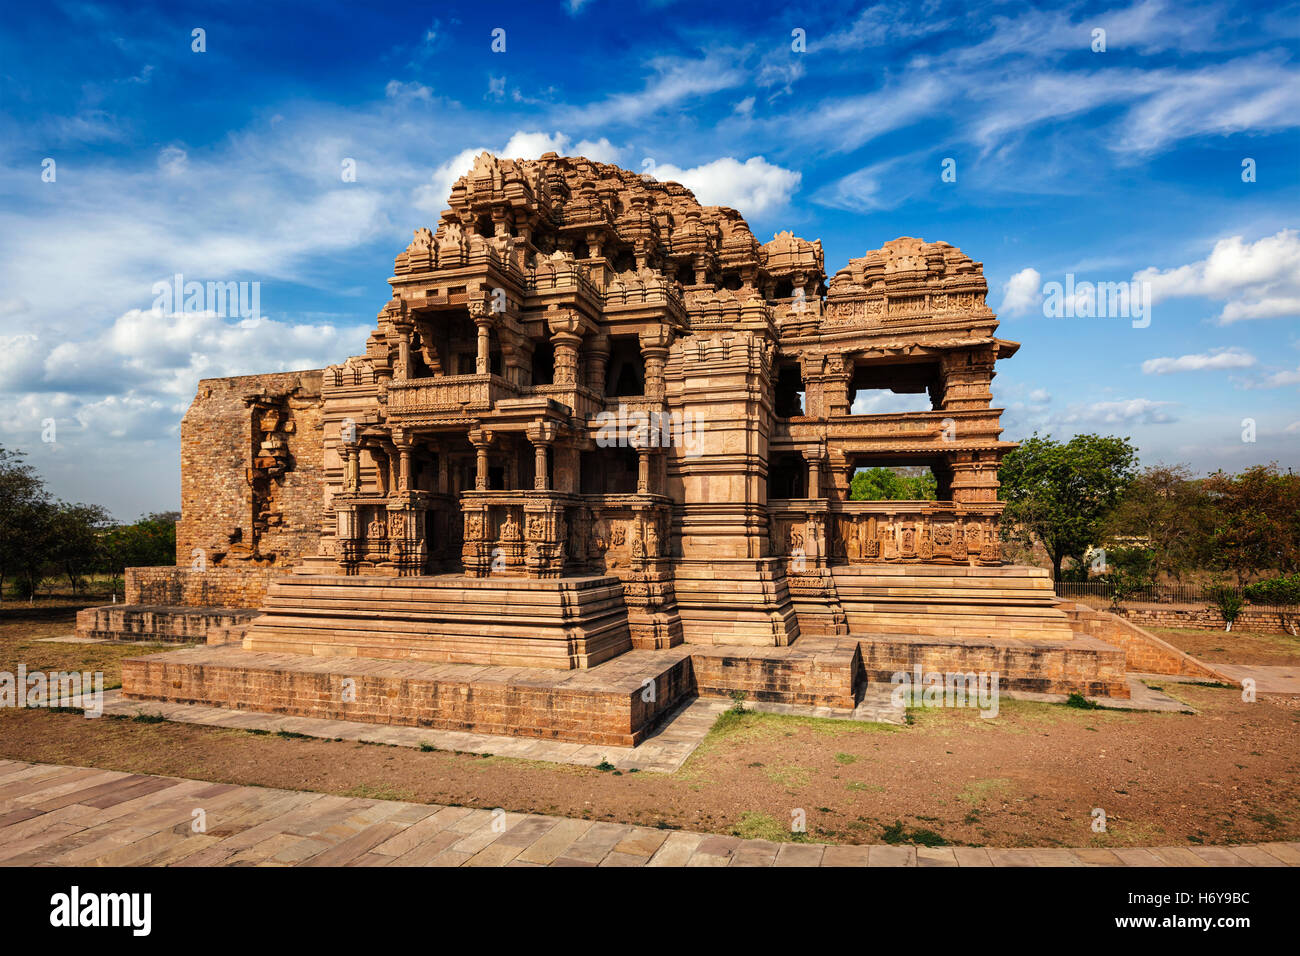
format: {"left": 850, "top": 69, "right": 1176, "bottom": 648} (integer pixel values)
{"left": 1000, "top": 268, "right": 1042, "bottom": 316}
{"left": 1062, "top": 398, "right": 1177, "bottom": 425}
{"left": 1141, "top": 348, "right": 1257, "bottom": 374}
{"left": 558, "top": 51, "right": 747, "bottom": 127}
{"left": 1253, "top": 366, "right": 1300, "bottom": 388}
{"left": 384, "top": 80, "right": 434, "bottom": 102}
{"left": 647, "top": 156, "right": 800, "bottom": 214}
{"left": 1134, "top": 229, "right": 1300, "bottom": 324}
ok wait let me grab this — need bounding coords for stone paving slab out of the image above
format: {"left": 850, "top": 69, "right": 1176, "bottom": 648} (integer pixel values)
{"left": 1212, "top": 664, "right": 1300, "bottom": 696}
{"left": 0, "top": 760, "right": 1294, "bottom": 868}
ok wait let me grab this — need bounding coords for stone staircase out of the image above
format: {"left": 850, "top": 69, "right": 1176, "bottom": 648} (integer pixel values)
{"left": 831, "top": 564, "right": 1074, "bottom": 641}
{"left": 241, "top": 573, "right": 633, "bottom": 669}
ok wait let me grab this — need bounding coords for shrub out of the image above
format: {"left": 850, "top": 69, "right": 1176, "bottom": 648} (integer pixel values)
{"left": 1244, "top": 574, "right": 1300, "bottom": 636}
{"left": 1206, "top": 585, "right": 1244, "bottom": 631}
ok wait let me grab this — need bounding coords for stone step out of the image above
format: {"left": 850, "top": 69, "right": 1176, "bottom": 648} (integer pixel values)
{"left": 74, "top": 605, "right": 258, "bottom": 643}
{"left": 243, "top": 573, "right": 634, "bottom": 669}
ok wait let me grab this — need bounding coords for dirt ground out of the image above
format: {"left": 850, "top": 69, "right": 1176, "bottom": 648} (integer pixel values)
{"left": 1150, "top": 625, "right": 1300, "bottom": 667}
{"left": 2, "top": 606, "right": 1298, "bottom": 848}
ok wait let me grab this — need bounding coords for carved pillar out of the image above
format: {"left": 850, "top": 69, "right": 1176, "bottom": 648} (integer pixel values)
{"left": 392, "top": 430, "right": 412, "bottom": 493}
{"left": 345, "top": 443, "right": 361, "bottom": 493}
{"left": 586, "top": 333, "right": 610, "bottom": 394}
{"left": 940, "top": 348, "right": 996, "bottom": 411}
{"left": 639, "top": 327, "right": 672, "bottom": 400}
{"left": 807, "top": 453, "right": 821, "bottom": 500}
{"left": 547, "top": 308, "right": 583, "bottom": 387}
{"left": 527, "top": 422, "right": 557, "bottom": 491}
{"left": 637, "top": 449, "right": 652, "bottom": 494}
{"left": 469, "top": 428, "right": 493, "bottom": 491}
{"left": 470, "top": 301, "right": 492, "bottom": 375}
{"left": 823, "top": 354, "right": 851, "bottom": 417}
{"left": 392, "top": 320, "right": 413, "bottom": 381}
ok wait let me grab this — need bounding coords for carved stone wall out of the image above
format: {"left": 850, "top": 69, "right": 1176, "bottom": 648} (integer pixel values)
{"left": 176, "top": 371, "right": 325, "bottom": 569}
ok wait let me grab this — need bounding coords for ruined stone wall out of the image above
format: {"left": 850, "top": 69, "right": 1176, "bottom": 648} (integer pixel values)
{"left": 126, "top": 566, "right": 281, "bottom": 609}
{"left": 175, "top": 370, "right": 325, "bottom": 570}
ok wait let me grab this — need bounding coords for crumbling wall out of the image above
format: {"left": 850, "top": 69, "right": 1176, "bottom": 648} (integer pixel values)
{"left": 175, "top": 370, "right": 325, "bottom": 569}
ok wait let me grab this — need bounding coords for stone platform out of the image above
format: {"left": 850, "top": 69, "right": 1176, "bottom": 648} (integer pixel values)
{"left": 242, "top": 573, "right": 633, "bottom": 669}
{"left": 119, "top": 627, "right": 1131, "bottom": 744}
{"left": 74, "top": 605, "right": 258, "bottom": 644}
{"left": 832, "top": 564, "right": 1075, "bottom": 641}
{"left": 120, "top": 636, "right": 866, "bottom": 746}
{"left": 857, "top": 633, "right": 1130, "bottom": 698}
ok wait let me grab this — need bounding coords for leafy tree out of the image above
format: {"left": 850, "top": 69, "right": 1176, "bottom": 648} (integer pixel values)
{"left": 1202, "top": 464, "right": 1300, "bottom": 582}
{"left": 1105, "top": 464, "right": 1214, "bottom": 582}
{"left": 0, "top": 446, "right": 53, "bottom": 599}
{"left": 102, "top": 511, "right": 177, "bottom": 593}
{"left": 998, "top": 433, "right": 1138, "bottom": 580}
{"left": 850, "top": 467, "right": 937, "bottom": 501}
{"left": 49, "top": 502, "right": 113, "bottom": 593}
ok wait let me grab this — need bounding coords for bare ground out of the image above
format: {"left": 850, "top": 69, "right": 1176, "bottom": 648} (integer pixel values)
{"left": 1149, "top": 625, "right": 1300, "bottom": 667}
{"left": 2, "top": 607, "right": 1298, "bottom": 848}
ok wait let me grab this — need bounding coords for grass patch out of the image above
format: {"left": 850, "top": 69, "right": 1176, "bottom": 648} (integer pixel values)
{"left": 959, "top": 778, "right": 1014, "bottom": 805}
{"left": 834, "top": 752, "right": 858, "bottom": 765}
{"left": 340, "top": 783, "right": 417, "bottom": 802}
{"left": 1064, "top": 693, "right": 1100, "bottom": 709}
{"left": 732, "top": 810, "right": 808, "bottom": 843}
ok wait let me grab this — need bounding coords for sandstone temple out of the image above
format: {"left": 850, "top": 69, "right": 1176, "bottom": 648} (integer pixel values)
{"left": 82, "top": 153, "right": 1203, "bottom": 745}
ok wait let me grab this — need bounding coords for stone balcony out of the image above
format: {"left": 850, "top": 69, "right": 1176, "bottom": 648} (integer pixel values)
{"left": 386, "top": 373, "right": 521, "bottom": 418}
{"left": 767, "top": 497, "right": 1005, "bottom": 566}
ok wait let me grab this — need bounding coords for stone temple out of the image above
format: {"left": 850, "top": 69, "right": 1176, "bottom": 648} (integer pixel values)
{"left": 83, "top": 152, "right": 1171, "bottom": 745}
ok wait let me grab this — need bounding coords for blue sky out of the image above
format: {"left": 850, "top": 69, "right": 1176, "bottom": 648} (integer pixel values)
{"left": 2, "top": 0, "right": 1298, "bottom": 519}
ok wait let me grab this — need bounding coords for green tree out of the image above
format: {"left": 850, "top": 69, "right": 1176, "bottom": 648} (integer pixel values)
{"left": 49, "top": 502, "right": 113, "bottom": 593}
{"left": 0, "top": 446, "right": 54, "bottom": 599}
{"left": 102, "top": 511, "right": 177, "bottom": 593}
{"left": 998, "top": 433, "right": 1139, "bottom": 580}
{"left": 1106, "top": 463, "right": 1214, "bottom": 582}
{"left": 1202, "top": 464, "right": 1300, "bottom": 582}
{"left": 850, "top": 467, "right": 937, "bottom": 501}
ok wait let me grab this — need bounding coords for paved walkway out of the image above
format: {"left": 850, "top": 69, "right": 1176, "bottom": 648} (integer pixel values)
{"left": 1, "top": 760, "right": 1296, "bottom": 867}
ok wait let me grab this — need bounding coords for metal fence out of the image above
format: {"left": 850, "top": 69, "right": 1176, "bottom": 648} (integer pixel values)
{"left": 1053, "top": 580, "right": 1292, "bottom": 611}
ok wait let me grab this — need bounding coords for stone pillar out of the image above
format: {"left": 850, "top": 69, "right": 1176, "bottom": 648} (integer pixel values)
{"left": 392, "top": 320, "right": 413, "bottom": 380}
{"left": 469, "top": 428, "right": 493, "bottom": 491}
{"left": 395, "top": 439, "right": 410, "bottom": 489}
{"left": 345, "top": 443, "right": 361, "bottom": 493}
{"left": 586, "top": 333, "right": 610, "bottom": 394}
{"left": 639, "top": 327, "right": 672, "bottom": 400}
{"left": 637, "top": 449, "right": 651, "bottom": 494}
{"left": 940, "top": 348, "right": 996, "bottom": 410}
{"left": 547, "top": 308, "right": 583, "bottom": 387}
{"left": 527, "top": 422, "right": 557, "bottom": 491}
{"left": 437, "top": 452, "right": 449, "bottom": 495}
{"left": 470, "top": 301, "right": 492, "bottom": 375}
{"left": 823, "top": 354, "right": 852, "bottom": 417}
{"left": 807, "top": 453, "right": 821, "bottom": 500}
{"left": 534, "top": 444, "right": 549, "bottom": 490}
